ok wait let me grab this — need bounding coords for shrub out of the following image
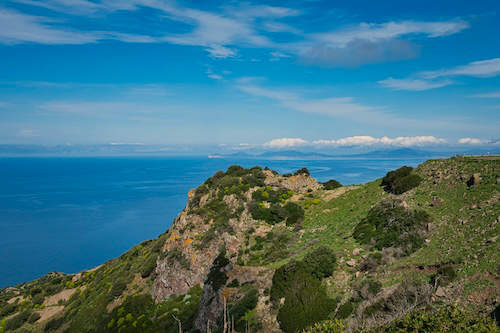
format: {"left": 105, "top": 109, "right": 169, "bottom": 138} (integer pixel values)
{"left": 303, "top": 319, "right": 346, "bottom": 333}
{"left": 140, "top": 256, "right": 157, "bottom": 278}
{"left": 32, "top": 293, "right": 45, "bottom": 305}
{"left": 229, "top": 289, "right": 259, "bottom": 332}
{"left": 336, "top": 302, "right": 354, "bottom": 319}
{"left": 381, "top": 166, "right": 421, "bottom": 194}
{"left": 377, "top": 306, "right": 499, "bottom": 332}
{"left": 430, "top": 264, "right": 457, "bottom": 287}
{"left": 294, "top": 168, "right": 310, "bottom": 176}
{"left": 303, "top": 246, "right": 337, "bottom": 279}
{"left": 283, "top": 202, "right": 305, "bottom": 226}
{"left": 44, "top": 316, "right": 65, "bottom": 332}
{"left": 110, "top": 279, "right": 127, "bottom": 297}
{"left": 5, "top": 310, "right": 31, "bottom": 331}
{"left": 28, "top": 312, "right": 41, "bottom": 323}
{"left": 353, "top": 199, "right": 431, "bottom": 255}
{"left": 276, "top": 267, "right": 336, "bottom": 333}
{"left": 392, "top": 174, "right": 422, "bottom": 195}
{"left": 205, "top": 251, "right": 230, "bottom": 292}
{"left": 322, "top": 179, "right": 342, "bottom": 190}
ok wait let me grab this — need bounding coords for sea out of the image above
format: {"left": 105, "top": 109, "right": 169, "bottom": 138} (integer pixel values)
{"left": 0, "top": 156, "right": 427, "bottom": 288}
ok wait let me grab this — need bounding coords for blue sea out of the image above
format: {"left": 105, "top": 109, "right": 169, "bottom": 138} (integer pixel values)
{"left": 0, "top": 157, "right": 426, "bottom": 287}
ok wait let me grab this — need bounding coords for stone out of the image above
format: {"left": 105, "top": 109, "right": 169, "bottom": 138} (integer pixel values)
{"left": 426, "top": 223, "right": 435, "bottom": 232}
{"left": 435, "top": 287, "right": 446, "bottom": 297}
{"left": 355, "top": 271, "right": 361, "bottom": 278}
{"left": 467, "top": 173, "right": 481, "bottom": 187}
{"left": 352, "top": 248, "right": 361, "bottom": 256}
{"left": 430, "top": 198, "right": 442, "bottom": 207}
{"left": 346, "top": 259, "right": 356, "bottom": 267}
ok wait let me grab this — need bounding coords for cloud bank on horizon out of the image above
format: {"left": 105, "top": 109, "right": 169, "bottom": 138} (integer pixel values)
{"left": 0, "top": 0, "right": 499, "bottom": 147}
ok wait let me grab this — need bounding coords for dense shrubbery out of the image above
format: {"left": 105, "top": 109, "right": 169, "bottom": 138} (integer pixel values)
{"left": 271, "top": 248, "right": 338, "bottom": 332}
{"left": 104, "top": 286, "right": 202, "bottom": 333}
{"left": 206, "top": 250, "right": 231, "bottom": 293}
{"left": 303, "top": 319, "right": 346, "bottom": 333}
{"left": 381, "top": 166, "right": 422, "bottom": 194}
{"left": 303, "top": 246, "right": 337, "bottom": 279}
{"left": 322, "top": 179, "right": 342, "bottom": 190}
{"left": 353, "top": 199, "right": 431, "bottom": 255}
{"left": 249, "top": 187, "right": 297, "bottom": 225}
{"left": 5, "top": 310, "right": 31, "bottom": 331}
{"left": 229, "top": 289, "right": 259, "bottom": 332}
{"left": 190, "top": 165, "right": 266, "bottom": 210}
{"left": 377, "top": 306, "right": 499, "bottom": 332}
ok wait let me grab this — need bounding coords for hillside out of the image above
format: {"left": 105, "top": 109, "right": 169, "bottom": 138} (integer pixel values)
{"left": 0, "top": 156, "right": 499, "bottom": 332}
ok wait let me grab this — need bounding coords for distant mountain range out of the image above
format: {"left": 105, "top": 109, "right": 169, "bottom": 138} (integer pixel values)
{"left": 209, "top": 148, "right": 448, "bottom": 160}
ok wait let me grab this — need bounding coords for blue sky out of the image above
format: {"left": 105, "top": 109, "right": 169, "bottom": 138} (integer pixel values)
{"left": 0, "top": 0, "right": 499, "bottom": 150}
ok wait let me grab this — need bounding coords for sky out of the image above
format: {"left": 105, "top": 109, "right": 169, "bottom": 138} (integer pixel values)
{"left": 0, "top": 0, "right": 499, "bottom": 150}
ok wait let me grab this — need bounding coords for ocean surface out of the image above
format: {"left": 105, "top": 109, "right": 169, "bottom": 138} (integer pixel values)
{"left": 0, "top": 156, "right": 427, "bottom": 287}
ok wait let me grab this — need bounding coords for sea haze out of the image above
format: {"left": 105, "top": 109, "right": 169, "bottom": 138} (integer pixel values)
{"left": 0, "top": 157, "right": 426, "bottom": 287}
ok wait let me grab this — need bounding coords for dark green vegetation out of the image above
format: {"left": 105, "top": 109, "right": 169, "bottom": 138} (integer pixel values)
{"left": 322, "top": 179, "right": 342, "bottom": 190}
{"left": 381, "top": 166, "right": 422, "bottom": 194}
{"left": 271, "top": 247, "right": 338, "bottom": 333}
{"left": 353, "top": 199, "right": 431, "bottom": 255}
{"left": 1, "top": 157, "right": 498, "bottom": 332}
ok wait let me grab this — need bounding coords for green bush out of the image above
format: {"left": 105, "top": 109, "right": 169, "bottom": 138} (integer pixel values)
{"left": 392, "top": 174, "right": 422, "bottom": 195}
{"left": 28, "top": 311, "right": 41, "bottom": 323}
{"left": 303, "top": 246, "right": 337, "bottom": 279}
{"left": 5, "top": 310, "right": 31, "bottom": 331}
{"left": 276, "top": 266, "right": 336, "bottom": 333}
{"left": 377, "top": 306, "right": 499, "bottom": 332}
{"left": 140, "top": 256, "right": 157, "bottom": 278}
{"left": 303, "top": 319, "right": 346, "bottom": 333}
{"left": 336, "top": 302, "right": 354, "bottom": 319}
{"left": 110, "top": 279, "right": 127, "bottom": 297}
{"left": 205, "top": 251, "right": 230, "bottom": 292}
{"left": 381, "top": 166, "right": 421, "bottom": 194}
{"left": 44, "top": 316, "right": 64, "bottom": 332}
{"left": 229, "top": 289, "right": 259, "bottom": 332}
{"left": 32, "top": 293, "right": 45, "bottom": 305}
{"left": 283, "top": 202, "right": 305, "bottom": 226}
{"left": 294, "top": 168, "right": 310, "bottom": 176}
{"left": 322, "top": 179, "right": 342, "bottom": 190}
{"left": 353, "top": 200, "right": 431, "bottom": 255}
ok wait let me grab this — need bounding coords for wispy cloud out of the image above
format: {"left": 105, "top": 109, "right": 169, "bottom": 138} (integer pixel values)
{"left": 378, "top": 77, "right": 453, "bottom": 91}
{"left": 380, "top": 57, "right": 500, "bottom": 91}
{"left": 421, "top": 58, "right": 500, "bottom": 79}
{"left": 2, "top": 2, "right": 470, "bottom": 65}
{"left": 293, "top": 20, "right": 468, "bottom": 67}
{"left": 236, "top": 80, "right": 378, "bottom": 119}
{"left": 469, "top": 91, "right": 500, "bottom": 98}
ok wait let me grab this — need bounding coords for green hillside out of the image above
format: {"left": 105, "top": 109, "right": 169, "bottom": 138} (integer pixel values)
{"left": 1, "top": 156, "right": 498, "bottom": 332}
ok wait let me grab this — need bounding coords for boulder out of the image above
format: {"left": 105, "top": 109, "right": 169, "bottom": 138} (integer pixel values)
{"left": 346, "top": 259, "right": 356, "bottom": 267}
{"left": 467, "top": 173, "right": 481, "bottom": 187}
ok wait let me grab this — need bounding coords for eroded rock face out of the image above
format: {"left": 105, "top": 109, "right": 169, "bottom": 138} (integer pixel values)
{"left": 151, "top": 167, "right": 321, "bottom": 330}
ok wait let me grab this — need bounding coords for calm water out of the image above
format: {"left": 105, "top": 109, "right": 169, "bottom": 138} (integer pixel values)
{"left": 0, "top": 157, "right": 425, "bottom": 287}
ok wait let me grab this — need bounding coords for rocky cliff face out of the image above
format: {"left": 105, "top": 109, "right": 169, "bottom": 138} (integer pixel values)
{"left": 151, "top": 166, "right": 320, "bottom": 331}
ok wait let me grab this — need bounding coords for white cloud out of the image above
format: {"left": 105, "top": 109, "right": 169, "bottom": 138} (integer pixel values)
{"left": 18, "top": 128, "right": 39, "bottom": 137}
{"left": 313, "top": 135, "right": 446, "bottom": 146}
{"left": 457, "top": 137, "right": 484, "bottom": 145}
{"left": 378, "top": 77, "right": 453, "bottom": 91}
{"left": 0, "top": 7, "right": 101, "bottom": 44}
{"left": 470, "top": 91, "right": 500, "bottom": 98}
{"left": 380, "top": 57, "right": 500, "bottom": 91}
{"left": 422, "top": 58, "right": 500, "bottom": 79}
{"left": 311, "top": 20, "right": 468, "bottom": 47}
{"left": 263, "top": 138, "right": 308, "bottom": 148}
